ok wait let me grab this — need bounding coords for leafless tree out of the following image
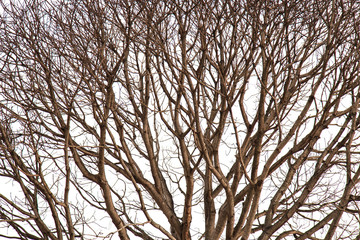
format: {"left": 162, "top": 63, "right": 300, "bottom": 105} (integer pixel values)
{"left": 1, "top": 0, "right": 360, "bottom": 239}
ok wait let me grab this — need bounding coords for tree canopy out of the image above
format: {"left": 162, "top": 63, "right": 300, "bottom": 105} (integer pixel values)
{"left": 1, "top": 0, "right": 360, "bottom": 239}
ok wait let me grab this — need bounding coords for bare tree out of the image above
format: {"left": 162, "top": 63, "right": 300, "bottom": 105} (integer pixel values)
{"left": 1, "top": 0, "right": 360, "bottom": 239}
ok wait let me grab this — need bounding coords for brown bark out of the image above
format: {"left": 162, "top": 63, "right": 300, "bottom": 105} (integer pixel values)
{"left": 0, "top": 0, "right": 360, "bottom": 239}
